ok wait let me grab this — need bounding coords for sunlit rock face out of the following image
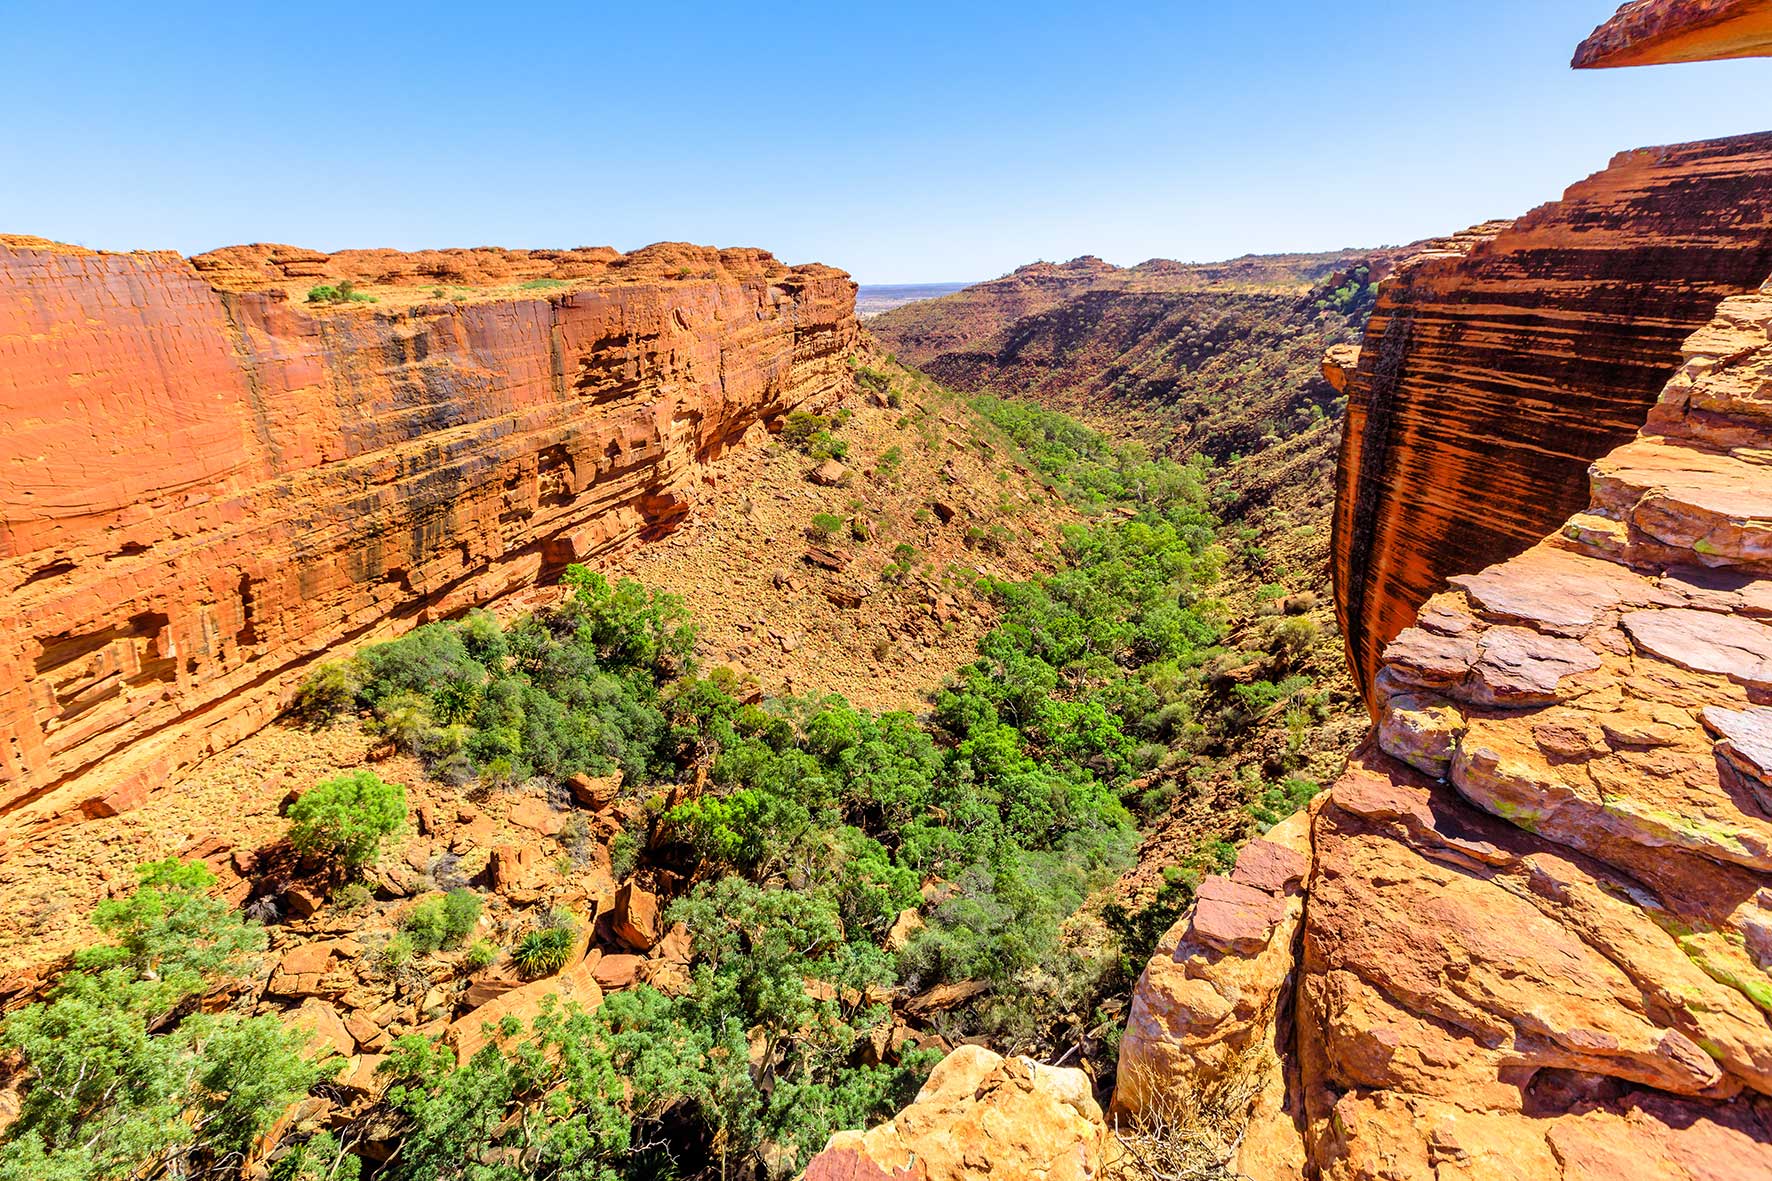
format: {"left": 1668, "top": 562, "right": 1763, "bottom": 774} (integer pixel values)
{"left": 1331, "top": 133, "right": 1772, "bottom": 705}
{"left": 1575, "top": 0, "right": 1772, "bottom": 69}
{"left": 0, "top": 236, "right": 857, "bottom": 821}
{"left": 1114, "top": 273, "right": 1772, "bottom": 1181}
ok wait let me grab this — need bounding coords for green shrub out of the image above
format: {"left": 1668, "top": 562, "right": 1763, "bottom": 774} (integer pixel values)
{"left": 287, "top": 771, "right": 407, "bottom": 874}
{"left": 401, "top": 890, "right": 482, "bottom": 953}
{"left": 511, "top": 926, "right": 575, "bottom": 977}
{"left": 305, "top": 280, "right": 376, "bottom": 305}
{"left": 609, "top": 830, "right": 640, "bottom": 881}
{"left": 376, "top": 933, "right": 415, "bottom": 973}
{"left": 808, "top": 512, "right": 845, "bottom": 541}
{"left": 289, "top": 662, "right": 356, "bottom": 727}
{"left": 780, "top": 410, "right": 828, "bottom": 451}
{"left": 464, "top": 939, "right": 498, "bottom": 970}
{"left": 330, "top": 882, "right": 373, "bottom": 913}
{"left": 0, "top": 862, "right": 322, "bottom": 1181}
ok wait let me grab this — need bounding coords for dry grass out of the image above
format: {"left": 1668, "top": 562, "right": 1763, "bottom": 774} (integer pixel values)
{"left": 1105, "top": 1042, "right": 1276, "bottom": 1181}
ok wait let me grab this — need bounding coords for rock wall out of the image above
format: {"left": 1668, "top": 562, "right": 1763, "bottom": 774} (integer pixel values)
{"left": 1332, "top": 133, "right": 1772, "bottom": 704}
{"left": 0, "top": 236, "right": 858, "bottom": 822}
{"left": 1114, "top": 273, "right": 1772, "bottom": 1181}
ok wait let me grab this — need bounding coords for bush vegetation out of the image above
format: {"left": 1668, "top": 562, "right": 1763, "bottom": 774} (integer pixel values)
{"left": 0, "top": 860, "right": 328, "bottom": 1181}
{"left": 79, "top": 390, "right": 1329, "bottom": 1179}
{"left": 400, "top": 889, "right": 483, "bottom": 953}
{"left": 305, "top": 279, "right": 376, "bottom": 305}
{"left": 287, "top": 770, "right": 407, "bottom": 875}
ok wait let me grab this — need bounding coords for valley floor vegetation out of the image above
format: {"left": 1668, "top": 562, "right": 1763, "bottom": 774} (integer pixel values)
{"left": 0, "top": 381, "right": 1330, "bottom": 1181}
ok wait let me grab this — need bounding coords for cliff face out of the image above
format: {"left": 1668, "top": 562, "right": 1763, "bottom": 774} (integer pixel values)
{"left": 1114, "top": 266, "right": 1772, "bottom": 1181}
{"left": 0, "top": 237, "right": 857, "bottom": 822}
{"left": 1332, "top": 133, "right": 1772, "bottom": 704}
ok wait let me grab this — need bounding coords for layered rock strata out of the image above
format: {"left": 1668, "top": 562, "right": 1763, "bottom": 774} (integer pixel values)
{"left": 1113, "top": 280, "right": 1772, "bottom": 1180}
{"left": 0, "top": 237, "right": 857, "bottom": 821}
{"left": 1332, "top": 133, "right": 1772, "bottom": 702}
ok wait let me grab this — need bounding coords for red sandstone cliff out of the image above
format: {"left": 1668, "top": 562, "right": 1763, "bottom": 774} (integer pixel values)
{"left": 1332, "top": 135, "right": 1772, "bottom": 704}
{"left": 1102, "top": 9, "right": 1772, "bottom": 1179}
{"left": 804, "top": 10, "right": 1772, "bottom": 1181}
{"left": 1575, "top": 0, "right": 1772, "bottom": 66}
{"left": 0, "top": 237, "right": 858, "bottom": 823}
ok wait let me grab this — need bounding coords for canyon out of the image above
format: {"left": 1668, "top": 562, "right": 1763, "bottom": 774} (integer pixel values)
{"left": 0, "top": 239, "right": 857, "bottom": 825}
{"left": 812, "top": 6, "right": 1772, "bottom": 1181}
{"left": 4, "top": 2, "right": 1772, "bottom": 1179}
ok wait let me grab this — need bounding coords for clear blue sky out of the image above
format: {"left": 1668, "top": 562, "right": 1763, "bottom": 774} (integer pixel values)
{"left": 4, "top": 1, "right": 1768, "bottom": 283}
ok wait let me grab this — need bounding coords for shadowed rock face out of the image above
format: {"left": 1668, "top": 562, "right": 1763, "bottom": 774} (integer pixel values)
{"left": 0, "top": 237, "right": 857, "bottom": 821}
{"left": 1576, "top": 0, "right": 1772, "bottom": 68}
{"left": 1333, "top": 132, "right": 1772, "bottom": 707}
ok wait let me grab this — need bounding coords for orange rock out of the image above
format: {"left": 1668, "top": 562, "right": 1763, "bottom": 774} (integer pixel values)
{"left": 0, "top": 236, "right": 858, "bottom": 822}
{"left": 1576, "top": 0, "right": 1772, "bottom": 69}
{"left": 591, "top": 953, "right": 643, "bottom": 989}
{"left": 802, "top": 1045, "right": 1105, "bottom": 1181}
{"left": 1332, "top": 134, "right": 1772, "bottom": 707}
{"left": 610, "top": 882, "right": 660, "bottom": 951}
{"left": 445, "top": 956, "right": 604, "bottom": 1063}
{"left": 507, "top": 797, "right": 563, "bottom": 836}
{"left": 289, "top": 998, "right": 356, "bottom": 1061}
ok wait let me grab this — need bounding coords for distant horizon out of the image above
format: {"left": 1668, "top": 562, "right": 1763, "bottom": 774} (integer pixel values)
{"left": 6, "top": 1, "right": 1771, "bottom": 283}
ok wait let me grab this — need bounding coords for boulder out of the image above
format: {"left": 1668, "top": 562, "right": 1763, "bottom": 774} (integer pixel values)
{"left": 592, "top": 953, "right": 643, "bottom": 989}
{"left": 611, "top": 882, "right": 661, "bottom": 951}
{"left": 445, "top": 957, "right": 605, "bottom": 1063}
{"left": 565, "top": 772, "right": 622, "bottom": 810}
{"left": 802, "top": 1045, "right": 1105, "bottom": 1181}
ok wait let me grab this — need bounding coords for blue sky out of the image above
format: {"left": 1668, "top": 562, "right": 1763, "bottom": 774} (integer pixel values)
{"left": 4, "top": 1, "right": 1769, "bottom": 283}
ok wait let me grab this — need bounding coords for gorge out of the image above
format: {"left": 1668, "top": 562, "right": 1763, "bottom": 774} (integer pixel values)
{"left": 4, "top": 3, "right": 1772, "bottom": 1181}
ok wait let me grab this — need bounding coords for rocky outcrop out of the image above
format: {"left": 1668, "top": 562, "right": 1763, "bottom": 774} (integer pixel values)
{"left": 1332, "top": 135, "right": 1772, "bottom": 703}
{"left": 1116, "top": 269, "right": 1772, "bottom": 1181}
{"left": 1576, "top": 0, "right": 1772, "bottom": 68}
{"left": 1114, "top": 809, "right": 1313, "bottom": 1181}
{"left": 0, "top": 236, "right": 857, "bottom": 822}
{"left": 801, "top": 1045, "right": 1106, "bottom": 1181}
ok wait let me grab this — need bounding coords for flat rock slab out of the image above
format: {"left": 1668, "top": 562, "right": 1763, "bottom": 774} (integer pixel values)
{"left": 1623, "top": 608, "right": 1772, "bottom": 687}
{"left": 1383, "top": 627, "right": 1479, "bottom": 688}
{"left": 1451, "top": 545, "right": 1672, "bottom": 635}
{"left": 1660, "top": 565, "right": 1772, "bottom": 618}
{"left": 1465, "top": 627, "right": 1602, "bottom": 705}
{"left": 1191, "top": 874, "right": 1285, "bottom": 954}
{"left": 1231, "top": 838, "right": 1310, "bottom": 895}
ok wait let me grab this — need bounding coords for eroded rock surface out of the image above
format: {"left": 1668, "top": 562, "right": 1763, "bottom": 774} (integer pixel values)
{"left": 801, "top": 1045, "right": 1106, "bottom": 1181}
{"left": 1332, "top": 135, "right": 1772, "bottom": 700}
{"left": 0, "top": 237, "right": 857, "bottom": 822}
{"left": 1575, "top": 0, "right": 1772, "bottom": 69}
{"left": 1115, "top": 274, "right": 1772, "bottom": 1178}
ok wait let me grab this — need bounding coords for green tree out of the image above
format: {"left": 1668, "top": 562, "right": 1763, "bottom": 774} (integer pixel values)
{"left": 288, "top": 770, "right": 407, "bottom": 874}
{"left": 0, "top": 862, "right": 327, "bottom": 1181}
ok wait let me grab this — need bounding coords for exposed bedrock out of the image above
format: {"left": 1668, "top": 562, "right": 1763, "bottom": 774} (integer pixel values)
{"left": 1332, "top": 131, "right": 1772, "bottom": 705}
{"left": 0, "top": 236, "right": 858, "bottom": 822}
{"left": 1112, "top": 276, "right": 1772, "bottom": 1179}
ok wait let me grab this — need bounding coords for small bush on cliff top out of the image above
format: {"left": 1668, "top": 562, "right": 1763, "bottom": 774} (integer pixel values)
{"left": 287, "top": 770, "right": 407, "bottom": 874}
{"left": 305, "top": 279, "right": 376, "bottom": 305}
